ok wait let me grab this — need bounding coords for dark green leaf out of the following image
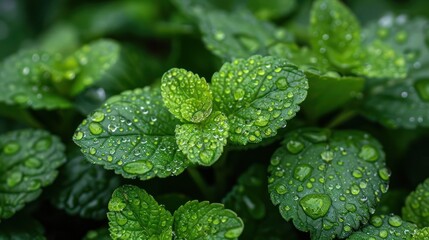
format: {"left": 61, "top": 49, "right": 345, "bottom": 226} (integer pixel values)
{"left": 175, "top": 111, "right": 229, "bottom": 166}
{"left": 161, "top": 68, "right": 212, "bottom": 123}
{"left": 211, "top": 55, "right": 308, "bottom": 145}
{"left": 0, "top": 50, "right": 72, "bottom": 109}
{"left": 173, "top": 200, "right": 244, "bottom": 239}
{"left": 402, "top": 178, "right": 429, "bottom": 228}
{"left": 0, "top": 129, "right": 66, "bottom": 220}
{"left": 73, "top": 86, "right": 190, "bottom": 180}
{"left": 268, "top": 128, "right": 389, "bottom": 239}
{"left": 107, "top": 185, "right": 173, "bottom": 240}
{"left": 51, "top": 149, "right": 121, "bottom": 220}
{"left": 0, "top": 213, "right": 46, "bottom": 240}
{"left": 347, "top": 214, "right": 416, "bottom": 240}
{"left": 247, "top": 0, "right": 296, "bottom": 20}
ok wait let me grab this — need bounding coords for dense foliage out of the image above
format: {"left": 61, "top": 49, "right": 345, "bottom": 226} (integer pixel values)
{"left": 1, "top": 0, "right": 429, "bottom": 239}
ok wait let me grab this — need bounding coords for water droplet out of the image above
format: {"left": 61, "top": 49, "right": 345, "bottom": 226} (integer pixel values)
{"left": 254, "top": 116, "right": 269, "bottom": 127}
{"left": 3, "top": 142, "right": 20, "bottom": 155}
{"left": 34, "top": 137, "right": 52, "bottom": 151}
{"left": 224, "top": 227, "right": 243, "bottom": 239}
{"left": 302, "top": 130, "right": 329, "bottom": 143}
{"left": 27, "top": 180, "right": 41, "bottom": 190}
{"left": 388, "top": 215, "right": 402, "bottom": 227}
{"left": 215, "top": 31, "right": 225, "bottom": 41}
{"left": 25, "top": 157, "right": 42, "bottom": 169}
{"left": 13, "top": 94, "right": 29, "bottom": 104}
{"left": 299, "top": 194, "right": 331, "bottom": 219}
{"left": 351, "top": 184, "right": 360, "bottom": 195}
{"left": 22, "top": 67, "right": 30, "bottom": 75}
{"left": 275, "top": 77, "right": 288, "bottom": 90}
{"left": 286, "top": 140, "right": 304, "bottom": 154}
{"left": 123, "top": 160, "right": 153, "bottom": 175}
{"left": 293, "top": 164, "right": 313, "bottom": 182}
{"left": 370, "top": 215, "right": 383, "bottom": 227}
{"left": 352, "top": 169, "right": 363, "bottom": 178}
{"left": 275, "top": 184, "right": 287, "bottom": 195}
{"left": 74, "top": 131, "right": 84, "bottom": 140}
{"left": 108, "top": 197, "right": 126, "bottom": 212}
{"left": 414, "top": 78, "right": 429, "bottom": 102}
{"left": 89, "top": 122, "right": 103, "bottom": 135}
{"left": 379, "top": 230, "right": 388, "bottom": 238}
{"left": 378, "top": 168, "right": 390, "bottom": 181}
{"left": 395, "top": 30, "right": 407, "bottom": 43}
{"left": 91, "top": 111, "right": 105, "bottom": 122}
{"left": 7, "top": 172, "right": 23, "bottom": 187}
{"left": 320, "top": 151, "right": 334, "bottom": 162}
{"left": 345, "top": 203, "right": 356, "bottom": 212}
{"left": 358, "top": 145, "right": 378, "bottom": 162}
{"left": 116, "top": 214, "right": 128, "bottom": 226}
{"left": 199, "top": 150, "right": 214, "bottom": 164}
{"left": 234, "top": 88, "right": 245, "bottom": 101}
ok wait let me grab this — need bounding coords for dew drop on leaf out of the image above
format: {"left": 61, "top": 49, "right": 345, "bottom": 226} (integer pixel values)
{"left": 378, "top": 168, "right": 390, "bottom": 181}
{"left": 293, "top": 164, "right": 313, "bottom": 182}
{"left": 286, "top": 140, "right": 304, "bottom": 154}
{"left": 320, "top": 150, "right": 334, "bottom": 162}
{"left": 91, "top": 111, "right": 105, "bottom": 122}
{"left": 224, "top": 227, "right": 243, "bottom": 239}
{"left": 123, "top": 160, "right": 154, "bottom": 175}
{"left": 24, "top": 157, "right": 42, "bottom": 169}
{"left": 88, "top": 122, "right": 103, "bottom": 135}
{"left": 33, "top": 137, "right": 52, "bottom": 151}
{"left": 358, "top": 145, "right": 379, "bottom": 162}
{"left": 299, "top": 194, "right": 332, "bottom": 220}
{"left": 3, "top": 142, "right": 20, "bottom": 155}
{"left": 7, "top": 172, "right": 23, "bottom": 187}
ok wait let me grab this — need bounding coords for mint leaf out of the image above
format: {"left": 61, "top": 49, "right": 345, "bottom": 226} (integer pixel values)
{"left": 0, "top": 129, "right": 66, "bottom": 220}
{"left": 223, "top": 164, "right": 299, "bottom": 240}
{"left": 175, "top": 111, "right": 229, "bottom": 166}
{"left": 0, "top": 213, "right": 46, "bottom": 240}
{"left": 211, "top": 55, "right": 308, "bottom": 145}
{"left": 413, "top": 227, "right": 429, "bottom": 240}
{"left": 173, "top": 200, "right": 244, "bottom": 239}
{"left": 347, "top": 214, "right": 417, "bottom": 240}
{"left": 0, "top": 50, "right": 72, "bottom": 109}
{"left": 302, "top": 71, "right": 364, "bottom": 119}
{"left": 73, "top": 86, "right": 190, "bottom": 180}
{"left": 402, "top": 178, "right": 429, "bottom": 228}
{"left": 199, "top": 10, "right": 291, "bottom": 60}
{"left": 247, "top": 0, "right": 296, "bottom": 20}
{"left": 107, "top": 185, "right": 173, "bottom": 239}
{"left": 51, "top": 149, "right": 121, "bottom": 220}
{"left": 83, "top": 227, "right": 110, "bottom": 240}
{"left": 268, "top": 129, "right": 389, "bottom": 239}
{"left": 161, "top": 68, "right": 212, "bottom": 123}
{"left": 310, "top": 0, "right": 362, "bottom": 70}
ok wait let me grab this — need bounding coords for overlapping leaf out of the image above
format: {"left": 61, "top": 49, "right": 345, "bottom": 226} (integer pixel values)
{"left": 402, "top": 178, "right": 429, "bottom": 228}
{"left": 0, "top": 214, "right": 46, "bottom": 240}
{"left": 268, "top": 128, "right": 389, "bottom": 239}
{"left": 73, "top": 86, "right": 190, "bottom": 180}
{"left": 0, "top": 129, "right": 66, "bottom": 220}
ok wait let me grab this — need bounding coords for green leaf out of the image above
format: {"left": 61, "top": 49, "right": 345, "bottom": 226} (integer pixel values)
{"left": 51, "top": 149, "right": 121, "bottom": 220}
{"left": 173, "top": 200, "right": 244, "bottom": 239}
{"left": 161, "top": 68, "right": 213, "bottom": 123}
{"left": 347, "top": 214, "right": 417, "bottom": 240}
{"left": 107, "top": 185, "right": 173, "bottom": 240}
{"left": 0, "top": 50, "right": 72, "bottom": 109}
{"left": 352, "top": 40, "right": 407, "bottom": 79}
{"left": 247, "top": 0, "right": 296, "bottom": 20}
{"left": 199, "top": 10, "right": 292, "bottom": 60}
{"left": 310, "top": 0, "right": 362, "bottom": 70}
{"left": 268, "top": 128, "right": 389, "bottom": 239}
{"left": 83, "top": 227, "right": 110, "bottom": 240}
{"left": 413, "top": 227, "right": 429, "bottom": 240}
{"left": 211, "top": 55, "right": 308, "bottom": 145}
{"left": 360, "top": 15, "right": 429, "bottom": 128}
{"left": 0, "top": 129, "right": 66, "bottom": 220}
{"left": 223, "top": 164, "right": 299, "bottom": 240}
{"left": 175, "top": 111, "right": 229, "bottom": 166}
{"left": 301, "top": 71, "right": 364, "bottom": 119}
{"left": 73, "top": 86, "right": 190, "bottom": 180}
{"left": 402, "top": 178, "right": 429, "bottom": 228}
{"left": 0, "top": 213, "right": 46, "bottom": 240}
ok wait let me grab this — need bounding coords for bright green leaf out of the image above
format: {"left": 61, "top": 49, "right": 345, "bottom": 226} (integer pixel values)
{"left": 402, "top": 178, "right": 429, "bottom": 228}
{"left": 51, "top": 149, "right": 121, "bottom": 220}
{"left": 173, "top": 200, "right": 244, "bottom": 240}
{"left": 413, "top": 227, "right": 429, "bottom": 240}
{"left": 310, "top": 0, "right": 362, "bottom": 70}
{"left": 73, "top": 86, "right": 190, "bottom": 180}
{"left": 247, "top": 0, "right": 296, "bottom": 20}
{"left": 0, "top": 129, "right": 66, "bottom": 220}
{"left": 268, "top": 128, "right": 389, "bottom": 239}
{"left": 199, "top": 10, "right": 292, "bottom": 60}
{"left": 107, "top": 185, "right": 173, "bottom": 240}
{"left": 161, "top": 68, "right": 212, "bottom": 123}
{"left": 0, "top": 213, "right": 46, "bottom": 240}
{"left": 175, "top": 111, "right": 229, "bottom": 166}
{"left": 347, "top": 214, "right": 417, "bottom": 240}
{"left": 211, "top": 55, "right": 308, "bottom": 145}
{"left": 83, "top": 227, "right": 110, "bottom": 240}
{"left": 0, "top": 50, "right": 72, "bottom": 109}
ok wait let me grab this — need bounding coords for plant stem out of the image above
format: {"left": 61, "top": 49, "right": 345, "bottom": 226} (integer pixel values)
{"left": 326, "top": 110, "right": 357, "bottom": 129}
{"left": 187, "top": 167, "right": 214, "bottom": 200}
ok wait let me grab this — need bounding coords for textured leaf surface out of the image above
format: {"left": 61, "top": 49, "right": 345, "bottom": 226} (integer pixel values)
{"left": 402, "top": 178, "right": 429, "bottom": 228}
{"left": 173, "top": 200, "right": 244, "bottom": 240}
{"left": 0, "top": 129, "right": 66, "bottom": 220}
{"left": 223, "top": 164, "right": 298, "bottom": 240}
{"left": 247, "top": 0, "right": 296, "bottom": 20}
{"left": 51, "top": 149, "right": 121, "bottom": 219}
{"left": 199, "top": 10, "right": 291, "bottom": 60}
{"left": 0, "top": 50, "right": 71, "bottom": 109}
{"left": 347, "top": 214, "right": 417, "bottom": 240}
{"left": 268, "top": 128, "right": 389, "bottom": 239}
{"left": 360, "top": 15, "right": 429, "bottom": 128}
{"left": 175, "top": 111, "right": 229, "bottom": 166}
{"left": 413, "top": 227, "right": 429, "bottom": 240}
{"left": 211, "top": 55, "right": 308, "bottom": 145}
{"left": 107, "top": 185, "right": 173, "bottom": 240}
{"left": 0, "top": 214, "right": 46, "bottom": 240}
{"left": 73, "top": 86, "right": 190, "bottom": 180}
{"left": 161, "top": 68, "right": 212, "bottom": 123}
{"left": 310, "top": 0, "right": 362, "bottom": 69}
{"left": 83, "top": 227, "right": 110, "bottom": 240}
